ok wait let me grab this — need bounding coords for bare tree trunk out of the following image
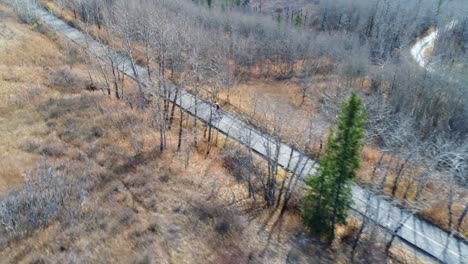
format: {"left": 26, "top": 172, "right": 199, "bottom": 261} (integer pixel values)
{"left": 280, "top": 154, "right": 312, "bottom": 216}
{"left": 193, "top": 95, "right": 199, "bottom": 148}
{"left": 154, "top": 95, "right": 166, "bottom": 152}
{"left": 385, "top": 212, "right": 412, "bottom": 255}
{"left": 110, "top": 59, "right": 120, "bottom": 99}
{"left": 177, "top": 107, "right": 184, "bottom": 151}
{"left": 401, "top": 174, "right": 414, "bottom": 201}
{"left": 123, "top": 37, "right": 145, "bottom": 100}
{"left": 391, "top": 155, "right": 411, "bottom": 198}
{"left": 447, "top": 179, "right": 455, "bottom": 230}
{"left": 351, "top": 218, "right": 366, "bottom": 262}
{"left": 276, "top": 177, "right": 287, "bottom": 209}
{"left": 414, "top": 170, "right": 429, "bottom": 202}
{"left": 168, "top": 86, "right": 179, "bottom": 130}
{"left": 246, "top": 129, "right": 256, "bottom": 202}
{"left": 264, "top": 137, "right": 280, "bottom": 207}
{"left": 352, "top": 154, "right": 383, "bottom": 262}
{"left": 276, "top": 148, "right": 295, "bottom": 208}
{"left": 206, "top": 108, "right": 213, "bottom": 155}
{"left": 456, "top": 205, "right": 467, "bottom": 234}
{"left": 94, "top": 55, "right": 112, "bottom": 96}
{"left": 177, "top": 88, "right": 184, "bottom": 151}
{"left": 379, "top": 156, "right": 394, "bottom": 190}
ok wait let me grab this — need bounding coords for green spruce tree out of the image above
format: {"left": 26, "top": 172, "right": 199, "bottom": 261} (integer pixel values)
{"left": 295, "top": 14, "right": 302, "bottom": 28}
{"left": 302, "top": 92, "right": 366, "bottom": 241}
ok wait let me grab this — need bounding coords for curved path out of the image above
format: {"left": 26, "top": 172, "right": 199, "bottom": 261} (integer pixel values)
{"left": 411, "top": 29, "right": 438, "bottom": 70}
{"left": 33, "top": 7, "right": 467, "bottom": 264}
{"left": 410, "top": 21, "right": 458, "bottom": 72}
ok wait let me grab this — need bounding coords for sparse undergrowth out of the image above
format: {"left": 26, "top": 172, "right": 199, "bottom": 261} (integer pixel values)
{"left": 31, "top": 0, "right": 468, "bottom": 238}
{"left": 0, "top": 2, "right": 445, "bottom": 263}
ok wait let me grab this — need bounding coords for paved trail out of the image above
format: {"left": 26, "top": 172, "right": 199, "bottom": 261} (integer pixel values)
{"left": 34, "top": 7, "right": 467, "bottom": 264}
{"left": 410, "top": 21, "right": 458, "bottom": 73}
{"left": 411, "top": 30, "right": 438, "bottom": 70}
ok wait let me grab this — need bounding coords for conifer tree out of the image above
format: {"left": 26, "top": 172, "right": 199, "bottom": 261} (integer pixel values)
{"left": 295, "top": 14, "right": 302, "bottom": 28}
{"left": 302, "top": 92, "right": 366, "bottom": 241}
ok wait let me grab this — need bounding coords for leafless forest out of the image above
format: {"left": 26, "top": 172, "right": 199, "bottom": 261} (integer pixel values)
{"left": 0, "top": 0, "right": 467, "bottom": 263}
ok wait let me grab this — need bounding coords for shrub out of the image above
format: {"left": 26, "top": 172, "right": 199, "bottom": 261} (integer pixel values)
{"left": 48, "top": 68, "right": 83, "bottom": 93}
{"left": 40, "top": 141, "right": 65, "bottom": 157}
{"left": 0, "top": 162, "right": 86, "bottom": 238}
{"left": 222, "top": 149, "right": 256, "bottom": 182}
{"left": 39, "top": 134, "right": 67, "bottom": 157}
{"left": 60, "top": 41, "right": 85, "bottom": 65}
{"left": 85, "top": 81, "right": 99, "bottom": 91}
{"left": 34, "top": 23, "right": 52, "bottom": 36}
{"left": 8, "top": 83, "right": 46, "bottom": 107}
{"left": 335, "top": 218, "right": 360, "bottom": 244}
{"left": 20, "top": 138, "right": 42, "bottom": 153}
{"left": 192, "top": 203, "right": 244, "bottom": 238}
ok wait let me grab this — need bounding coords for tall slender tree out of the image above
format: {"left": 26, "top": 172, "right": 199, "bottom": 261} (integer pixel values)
{"left": 302, "top": 92, "right": 366, "bottom": 242}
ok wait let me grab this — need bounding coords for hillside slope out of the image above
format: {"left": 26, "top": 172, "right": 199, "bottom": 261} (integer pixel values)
{"left": 0, "top": 4, "right": 402, "bottom": 263}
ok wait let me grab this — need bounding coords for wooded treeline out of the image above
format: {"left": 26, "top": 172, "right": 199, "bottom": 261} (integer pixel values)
{"left": 45, "top": 0, "right": 467, "bottom": 178}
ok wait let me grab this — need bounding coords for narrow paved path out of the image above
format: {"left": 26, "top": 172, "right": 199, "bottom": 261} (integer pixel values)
{"left": 34, "top": 7, "right": 467, "bottom": 264}
{"left": 411, "top": 21, "right": 459, "bottom": 73}
{"left": 411, "top": 29, "right": 438, "bottom": 70}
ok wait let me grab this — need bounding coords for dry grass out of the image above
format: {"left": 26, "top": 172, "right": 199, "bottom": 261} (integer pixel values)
{"left": 0, "top": 87, "right": 312, "bottom": 263}
{"left": 420, "top": 201, "right": 468, "bottom": 238}
{"left": 358, "top": 147, "right": 468, "bottom": 235}
{"left": 37, "top": 0, "right": 466, "bottom": 237}
{"left": 0, "top": 7, "right": 296, "bottom": 262}
{"left": 0, "top": 4, "right": 443, "bottom": 263}
{"left": 335, "top": 218, "right": 361, "bottom": 244}
{"left": 33, "top": 0, "right": 464, "bottom": 232}
{"left": 0, "top": 6, "right": 66, "bottom": 191}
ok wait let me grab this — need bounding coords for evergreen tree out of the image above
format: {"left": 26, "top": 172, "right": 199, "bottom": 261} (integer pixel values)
{"left": 295, "top": 14, "right": 302, "bottom": 28}
{"left": 276, "top": 12, "right": 282, "bottom": 26}
{"left": 302, "top": 92, "right": 366, "bottom": 241}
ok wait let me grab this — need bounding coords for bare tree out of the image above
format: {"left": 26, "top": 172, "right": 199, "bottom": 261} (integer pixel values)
{"left": 10, "top": 0, "right": 39, "bottom": 24}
